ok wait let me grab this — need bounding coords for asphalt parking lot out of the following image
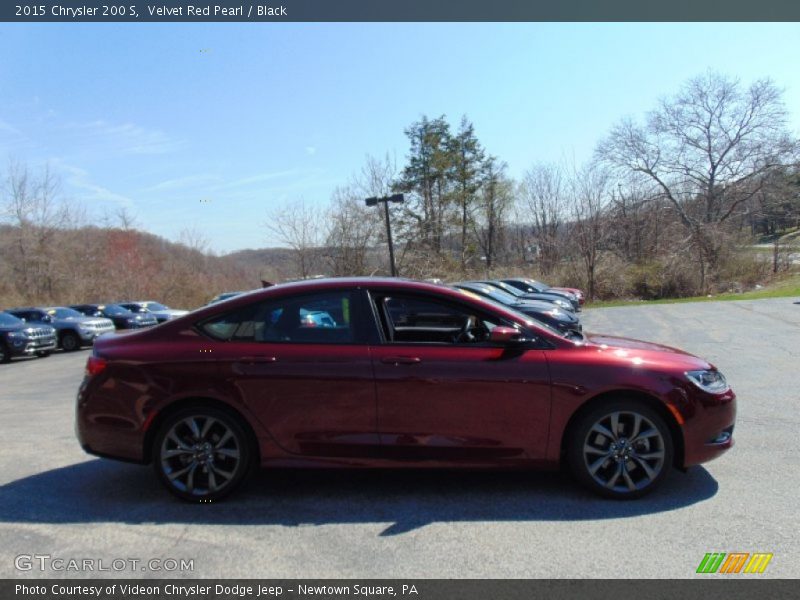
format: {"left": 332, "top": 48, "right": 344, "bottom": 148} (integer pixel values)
{"left": 0, "top": 298, "right": 798, "bottom": 579}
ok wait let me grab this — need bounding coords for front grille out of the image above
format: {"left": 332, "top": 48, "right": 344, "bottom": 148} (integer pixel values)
{"left": 27, "top": 328, "right": 52, "bottom": 339}
{"left": 87, "top": 323, "right": 114, "bottom": 331}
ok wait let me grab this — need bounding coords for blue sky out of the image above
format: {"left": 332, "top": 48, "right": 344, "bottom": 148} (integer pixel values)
{"left": 1, "top": 23, "right": 799, "bottom": 253}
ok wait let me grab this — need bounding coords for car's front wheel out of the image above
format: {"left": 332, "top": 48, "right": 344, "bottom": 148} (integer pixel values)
{"left": 567, "top": 400, "right": 673, "bottom": 499}
{"left": 60, "top": 331, "right": 80, "bottom": 352}
{"left": 153, "top": 408, "right": 252, "bottom": 502}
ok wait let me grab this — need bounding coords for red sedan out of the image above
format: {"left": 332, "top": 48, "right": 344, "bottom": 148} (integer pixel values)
{"left": 76, "top": 278, "right": 735, "bottom": 502}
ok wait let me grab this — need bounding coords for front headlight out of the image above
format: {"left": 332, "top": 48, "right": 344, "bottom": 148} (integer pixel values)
{"left": 685, "top": 370, "right": 729, "bottom": 394}
{"left": 8, "top": 331, "right": 27, "bottom": 340}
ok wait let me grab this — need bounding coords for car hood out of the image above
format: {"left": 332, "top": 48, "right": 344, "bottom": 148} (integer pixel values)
{"left": 151, "top": 309, "right": 189, "bottom": 318}
{"left": 513, "top": 299, "right": 566, "bottom": 311}
{"left": 584, "top": 334, "right": 712, "bottom": 369}
{"left": 551, "top": 286, "right": 582, "bottom": 296}
{"left": 0, "top": 325, "right": 54, "bottom": 335}
{"left": 516, "top": 304, "right": 578, "bottom": 323}
{"left": 52, "top": 316, "right": 110, "bottom": 326}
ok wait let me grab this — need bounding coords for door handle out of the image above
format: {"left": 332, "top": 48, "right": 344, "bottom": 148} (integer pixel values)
{"left": 380, "top": 356, "right": 422, "bottom": 365}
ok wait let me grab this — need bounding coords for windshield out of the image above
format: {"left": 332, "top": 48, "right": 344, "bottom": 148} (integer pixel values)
{"left": 103, "top": 304, "right": 133, "bottom": 317}
{"left": 0, "top": 312, "right": 23, "bottom": 327}
{"left": 455, "top": 288, "right": 569, "bottom": 339}
{"left": 527, "top": 279, "right": 550, "bottom": 292}
{"left": 462, "top": 284, "right": 518, "bottom": 305}
{"left": 144, "top": 302, "right": 168, "bottom": 311}
{"left": 47, "top": 307, "right": 83, "bottom": 319}
{"left": 487, "top": 281, "right": 523, "bottom": 297}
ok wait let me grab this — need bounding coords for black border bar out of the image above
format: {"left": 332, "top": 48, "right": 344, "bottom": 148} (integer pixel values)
{"left": 3, "top": 579, "right": 799, "bottom": 600}
{"left": 3, "top": 1, "right": 800, "bottom": 22}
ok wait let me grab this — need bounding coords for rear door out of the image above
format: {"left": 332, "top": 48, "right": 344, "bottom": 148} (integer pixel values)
{"left": 199, "top": 288, "right": 380, "bottom": 458}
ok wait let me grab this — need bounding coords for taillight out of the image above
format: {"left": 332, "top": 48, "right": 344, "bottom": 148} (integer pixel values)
{"left": 85, "top": 356, "right": 107, "bottom": 377}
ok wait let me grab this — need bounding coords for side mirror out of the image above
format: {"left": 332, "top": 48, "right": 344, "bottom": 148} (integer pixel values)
{"left": 489, "top": 326, "right": 523, "bottom": 344}
{"left": 42, "top": 315, "right": 53, "bottom": 323}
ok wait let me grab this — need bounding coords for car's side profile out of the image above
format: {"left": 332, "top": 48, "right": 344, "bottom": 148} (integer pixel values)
{"left": 7, "top": 306, "right": 114, "bottom": 351}
{"left": 0, "top": 311, "right": 57, "bottom": 362}
{"left": 70, "top": 304, "right": 159, "bottom": 329}
{"left": 118, "top": 301, "right": 189, "bottom": 323}
{"left": 76, "top": 278, "right": 735, "bottom": 502}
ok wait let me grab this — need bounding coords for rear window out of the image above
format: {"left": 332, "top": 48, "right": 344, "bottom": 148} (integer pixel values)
{"left": 199, "top": 291, "right": 357, "bottom": 344}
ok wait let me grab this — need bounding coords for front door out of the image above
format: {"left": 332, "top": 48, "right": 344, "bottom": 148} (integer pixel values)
{"left": 368, "top": 292, "right": 552, "bottom": 463}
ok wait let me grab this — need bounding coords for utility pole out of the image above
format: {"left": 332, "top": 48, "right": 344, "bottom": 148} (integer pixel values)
{"left": 365, "top": 193, "right": 404, "bottom": 277}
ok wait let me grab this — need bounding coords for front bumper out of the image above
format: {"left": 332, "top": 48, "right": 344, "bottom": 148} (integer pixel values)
{"left": 10, "top": 337, "right": 57, "bottom": 356}
{"left": 78, "top": 328, "right": 115, "bottom": 342}
{"left": 675, "top": 387, "right": 737, "bottom": 467}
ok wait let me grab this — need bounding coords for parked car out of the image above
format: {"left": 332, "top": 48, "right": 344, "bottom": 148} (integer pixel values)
{"left": 479, "top": 280, "right": 577, "bottom": 312}
{"left": 6, "top": 306, "right": 115, "bottom": 352}
{"left": 208, "top": 291, "right": 246, "bottom": 305}
{"left": 0, "top": 311, "right": 57, "bottom": 362}
{"left": 70, "top": 304, "right": 158, "bottom": 330}
{"left": 454, "top": 282, "right": 581, "bottom": 335}
{"left": 76, "top": 277, "right": 734, "bottom": 503}
{"left": 503, "top": 278, "right": 585, "bottom": 306}
{"left": 118, "top": 301, "right": 189, "bottom": 323}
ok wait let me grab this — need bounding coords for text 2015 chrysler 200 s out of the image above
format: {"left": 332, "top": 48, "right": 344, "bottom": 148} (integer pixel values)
{"left": 76, "top": 278, "right": 735, "bottom": 502}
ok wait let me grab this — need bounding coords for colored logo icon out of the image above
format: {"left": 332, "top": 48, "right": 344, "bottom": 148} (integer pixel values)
{"left": 696, "top": 553, "right": 773, "bottom": 574}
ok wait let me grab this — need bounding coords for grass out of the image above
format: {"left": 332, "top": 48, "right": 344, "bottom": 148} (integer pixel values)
{"left": 587, "top": 274, "right": 800, "bottom": 308}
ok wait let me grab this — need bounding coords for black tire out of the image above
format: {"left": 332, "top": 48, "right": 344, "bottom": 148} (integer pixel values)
{"left": 0, "top": 342, "right": 10, "bottom": 364}
{"left": 36, "top": 350, "right": 51, "bottom": 358}
{"left": 60, "top": 331, "right": 80, "bottom": 352}
{"left": 567, "top": 399, "right": 674, "bottom": 499}
{"left": 153, "top": 407, "right": 252, "bottom": 502}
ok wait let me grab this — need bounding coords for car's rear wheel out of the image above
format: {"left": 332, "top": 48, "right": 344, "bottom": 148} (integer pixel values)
{"left": 60, "top": 331, "right": 80, "bottom": 352}
{"left": 567, "top": 400, "right": 673, "bottom": 499}
{"left": 153, "top": 408, "right": 252, "bottom": 502}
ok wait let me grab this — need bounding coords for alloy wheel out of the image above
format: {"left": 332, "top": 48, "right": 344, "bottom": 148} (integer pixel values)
{"left": 568, "top": 400, "right": 673, "bottom": 499}
{"left": 582, "top": 410, "right": 667, "bottom": 494}
{"left": 157, "top": 411, "right": 248, "bottom": 500}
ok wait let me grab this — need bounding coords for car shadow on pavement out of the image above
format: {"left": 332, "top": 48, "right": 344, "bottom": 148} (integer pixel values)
{"left": 0, "top": 460, "right": 718, "bottom": 536}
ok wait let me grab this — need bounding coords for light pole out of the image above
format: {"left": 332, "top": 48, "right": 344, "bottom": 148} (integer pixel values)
{"left": 365, "top": 193, "right": 404, "bottom": 276}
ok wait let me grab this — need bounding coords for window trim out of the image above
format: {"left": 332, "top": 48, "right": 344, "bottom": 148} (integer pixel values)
{"left": 194, "top": 288, "right": 370, "bottom": 346}
{"left": 366, "top": 289, "right": 538, "bottom": 348}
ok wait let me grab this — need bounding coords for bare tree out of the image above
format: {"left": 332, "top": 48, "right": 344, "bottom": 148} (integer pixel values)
{"left": 599, "top": 71, "right": 799, "bottom": 291}
{"left": 569, "top": 163, "right": 610, "bottom": 301}
{"left": 520, "top": 163, "right": 565, "bottom": 275}
{"left": 1, "top": 161, "right": 71, "bottom": 300}
{"left": 324, "top": 186, "right": 381, "bottom": 276}
{"left": 473, "top": 158, "right": 510, "bottom": 273}
{"left": 265, "top": 200, "right": 324, "bottom": 278}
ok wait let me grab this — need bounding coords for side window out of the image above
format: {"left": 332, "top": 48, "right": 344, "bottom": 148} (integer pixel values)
{"left": 379, "top": 295, "right": 497, "bottom": 344}
{"left": 199, "top": 291, "right": 356, "bottom": 344}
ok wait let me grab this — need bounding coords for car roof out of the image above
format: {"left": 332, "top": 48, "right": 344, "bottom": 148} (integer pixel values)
{"left": 184, "top": 277, "right": 530, "bottom": 324}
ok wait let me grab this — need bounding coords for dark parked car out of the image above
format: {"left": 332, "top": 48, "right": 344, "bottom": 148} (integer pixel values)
{"left": 479, "top": 280, "right": 577, "bottom": 312}
{"left": 70, "top": 304, "right": 158, "bottom": 330}
{"left": 503, "top": 278, "right": 585, "bottom": 307}
{"left": 0, "top": 311, "right": 57, "bottom": 362}
{"left": 6, "top": 307, "right": 114, "bottom": 351}
{"left": 208, "top": 291, "right": 246, "bottom": 305}
{"left": 454, "top": 282, "right": 581, "bottom": 335}
{"left": 76, "top": 278, "right": 735, "bottom": 502}
{"left": 118, "top": 301, "right": 189, "bottom": 323}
